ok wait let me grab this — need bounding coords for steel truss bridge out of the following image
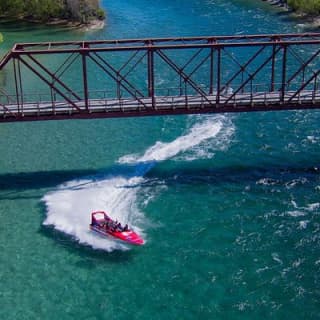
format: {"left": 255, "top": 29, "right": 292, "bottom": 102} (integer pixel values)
{"left": 0, "top": 33, "right": 320, "bottom": 122}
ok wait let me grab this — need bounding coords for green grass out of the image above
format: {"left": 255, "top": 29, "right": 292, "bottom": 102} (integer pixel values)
{"left": 288, "top": 0, "right": 320, "bottom": 14}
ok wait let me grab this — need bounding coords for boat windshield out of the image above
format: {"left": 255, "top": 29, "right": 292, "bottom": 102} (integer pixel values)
{"left": 94, "top": 212, "right": 105, "bottom": 220}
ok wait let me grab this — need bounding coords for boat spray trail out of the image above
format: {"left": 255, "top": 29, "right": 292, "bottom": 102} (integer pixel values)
{"left": 43, "top": 115, "right": 233, "bottom": 251}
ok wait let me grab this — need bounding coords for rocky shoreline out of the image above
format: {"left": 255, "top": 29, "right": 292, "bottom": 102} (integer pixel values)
{"left": 262, "top": 0, "right": 320, "bottom": 29}
{"left": 0, "top": 16, "right": 106, "bottom": 32}
{"left": 45, "top": 18, "right": 105, "bottom": 31}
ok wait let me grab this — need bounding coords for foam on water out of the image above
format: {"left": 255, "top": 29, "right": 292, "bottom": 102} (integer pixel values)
{"left": 43, "top": 115, "right": 233, "bottom": 251}
{"left": 118, "top": 116, "right": 233, "bottom": 163}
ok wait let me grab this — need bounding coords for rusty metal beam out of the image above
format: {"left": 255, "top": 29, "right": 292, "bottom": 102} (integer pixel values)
{"left": 220, "top": 45, "right": 267, "bottom": 94}
{"left": 156, "top": 49, "right": 213, "bottom": 106}
{"left": 147, "top": 46, "right": 155, "bottom": 108}
{"left": 26, "top": 54, "right": 82, "bottom": 101}
{"left": 88, "top": 52, "right": 148, "bottom": 108}
{"left": 18, "top": 56, "right": 81, "bottom": 111}
{"left": 1, "top": 33, "right": 320, "bottom": 123}
{"left": 1, "top": 101, "right": 320, "bottom": 123}
{"left": 82, "top": 52, "right": 89, "bottom": 111}
{"left": 224, "top": 46, "right": 283, "bottom": 105}
{"left": 9, "top": 33, "right": 320, "bottom": 51}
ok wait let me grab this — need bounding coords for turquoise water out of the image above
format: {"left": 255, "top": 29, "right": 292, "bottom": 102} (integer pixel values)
{"left": 1, "top": 1, "right": 320, "bottom": 319}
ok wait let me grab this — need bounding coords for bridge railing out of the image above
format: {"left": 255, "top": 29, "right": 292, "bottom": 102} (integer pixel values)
{"left": 2, "top": 79, "right": 319, "bottom": 118}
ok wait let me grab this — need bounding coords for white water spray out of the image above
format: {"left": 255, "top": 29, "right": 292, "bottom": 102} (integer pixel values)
{"left": 43, "top": 115, "right": 233, "bottom": 251}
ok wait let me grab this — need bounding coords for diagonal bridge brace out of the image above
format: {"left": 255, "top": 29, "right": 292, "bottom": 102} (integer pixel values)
{"left": 53, "top": 52, "right": 79, "bottom": 80}
{"left": 179, "top": 47, "right": 212, "bottom": 80}
{"left": 88, "top": 52, "right": 149, "bottom": 108}
{"left": 18, "top": 56, "right": 81, "bottom": 111}
{"left": 118, "top": 50, "right": 147, "bottom": 80}
{"left": 90, "top": 51, "right": 145, "bottom": 98}
{"left": 156, "top": 49, "right": 214, "bottom": 107}
{"left": 287, "top": 69, "right": 320, "bottom": 103}
{"left": 220, "top": 45, "right": 267, "bottom": 94}
{"left": 26, "top": 54, "right": 81, "bottom": 101}
{"left": 285, "top": 47, "right": 320, "bottom": 89}
{"left": 183, "top": 50, "right": 212, "bottom": 85}
{"left": 223, "top": 45, "right": 282, "bottom": 105}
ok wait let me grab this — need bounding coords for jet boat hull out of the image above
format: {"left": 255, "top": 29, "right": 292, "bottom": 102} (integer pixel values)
{"left": 90, "top": 211, "right": 144, "bottom": 246}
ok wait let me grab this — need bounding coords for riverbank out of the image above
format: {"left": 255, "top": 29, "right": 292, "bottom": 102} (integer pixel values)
{"left": 0, "top": 0, "right": 106, "bottom": 31}
{"left": 0, "top": 16, "right": 105, "bottom": 31}
{"left": 46, "top": 18, "right": 105, "bottom": 31}
{"left": 290, "top": 12, "right": 320, "bottom": 29}
{"left": 262, "top": 0, "right": 320, "bottom": 29}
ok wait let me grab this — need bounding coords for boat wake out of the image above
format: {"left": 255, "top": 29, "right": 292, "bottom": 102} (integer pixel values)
{"left": 42, "top": 115, "right": 234, "bottom": 251}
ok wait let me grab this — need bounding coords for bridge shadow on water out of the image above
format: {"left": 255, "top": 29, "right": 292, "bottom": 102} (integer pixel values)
{"left": 0, "top": 169, "right": 98, "bottom": 200}
{"left": 0, "top": 161, "right": 319, "bottom": 198}
{"left": 1, "top": 162, "right": 319, "bottom": 258}
{"left": 150, "top": 164, "right": 320, "bottom": 185}
{"left": 0, "top": 163, "right": 148, "bottom": 196}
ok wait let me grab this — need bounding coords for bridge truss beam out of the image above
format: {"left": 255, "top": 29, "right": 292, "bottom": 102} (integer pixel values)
{"left": 0, "top": 33, "right": 320, "bottom": 122}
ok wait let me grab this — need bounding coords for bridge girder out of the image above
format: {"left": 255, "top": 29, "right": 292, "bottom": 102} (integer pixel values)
{"left": 0, "top": 33, "right": 320, "bottom": 122}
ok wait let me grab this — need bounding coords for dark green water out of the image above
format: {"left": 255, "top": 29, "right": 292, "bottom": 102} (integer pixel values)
{"left": 0, "top": 1, "right": 320, "bottom": 319}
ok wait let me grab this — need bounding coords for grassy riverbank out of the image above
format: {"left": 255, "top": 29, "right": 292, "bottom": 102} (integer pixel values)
{"left": 0, "top": 0, "right": 105, "bottom": 25}
{"left": 287, "top": 0, "right": 320, "bottom": 14}
{"left": 263, "top": 0, "right": 320, "bottom": 28}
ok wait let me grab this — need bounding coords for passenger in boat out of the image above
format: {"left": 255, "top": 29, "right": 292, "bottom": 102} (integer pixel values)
{"left": 124, "top": 224, "right": 129, "bottom": 231}
{"left": 108, "top": 221, "right": 113, "bottom": 230}
{"left": 114, "top": 222, "right": 121, "bottom": 232}
{"left": 112, "top": 220, "right": 119, "bottom": 232}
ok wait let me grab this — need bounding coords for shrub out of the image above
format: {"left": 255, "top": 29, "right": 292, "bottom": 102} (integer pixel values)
{"left": 95, "top": 8, "right": 105, "bottom": 20}
{"left": 288, "top": 0, "right": 320, "bottom": 14}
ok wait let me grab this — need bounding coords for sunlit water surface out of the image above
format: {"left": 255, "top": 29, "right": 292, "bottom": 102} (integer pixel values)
{"left": 0, "top": 1, "right": 319, "bottom": 319}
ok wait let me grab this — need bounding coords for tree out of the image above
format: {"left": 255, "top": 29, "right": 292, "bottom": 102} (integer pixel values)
{"left": 288, "top": 0, "right": 320, "bottom": 14}
{"left": 66, "top": 0, "right": 81, "bottom": 21}
{"left": 0, "top": 0, "right": 105, "bottom": 23}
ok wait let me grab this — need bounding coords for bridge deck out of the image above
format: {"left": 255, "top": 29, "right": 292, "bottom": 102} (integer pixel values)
{"left": 1, "top": 90, "right": 320, "bottom": 122}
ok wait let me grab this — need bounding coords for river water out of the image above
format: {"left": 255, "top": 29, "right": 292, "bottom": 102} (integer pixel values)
{"left": 0, "top": 1, "right": 319, "bottom": 319}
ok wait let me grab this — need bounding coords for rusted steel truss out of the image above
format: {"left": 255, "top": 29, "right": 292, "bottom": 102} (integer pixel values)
{"left": 0, "top": 33, "right": 320, "bottom": 122}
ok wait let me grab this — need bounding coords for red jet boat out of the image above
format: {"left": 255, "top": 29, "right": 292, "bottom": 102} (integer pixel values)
{"left": 90, "top": 211, "right": 144, "bottom": 246}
